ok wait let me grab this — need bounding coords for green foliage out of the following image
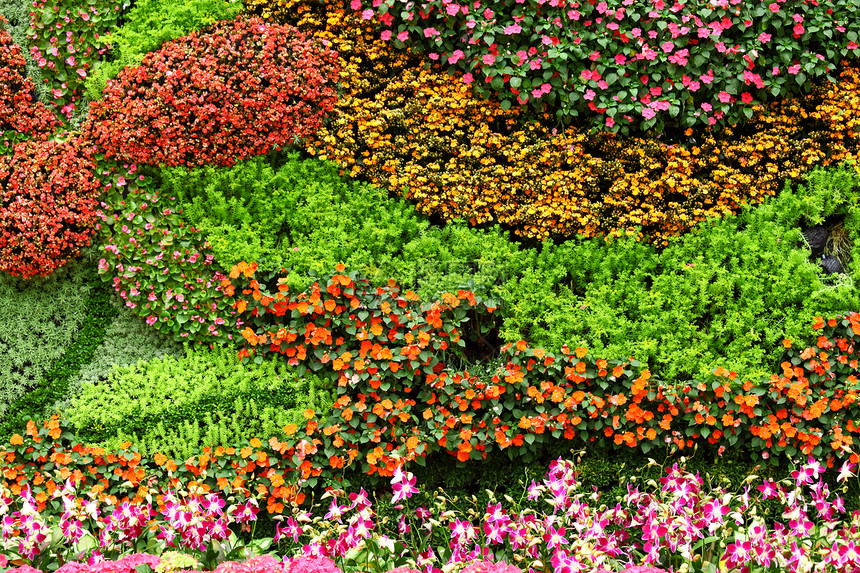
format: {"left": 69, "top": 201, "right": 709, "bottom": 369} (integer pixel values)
{"left": 0, "top": 254, "right": 117, "bottom": 440}
{"left": 56, "top": 298, "right": 183, "bottom": 413}
{"left": 84, "top": 0, "right": 242, "bottom": 100}
{"left": 787, "top": 163, "right": 860, "bottom": 284}
{"left": 0, "top": 257, "right": 92, "bottom": 419}
{"left": 161, "top": 154, "right": 528, "bottom": 299}
{"left": 501, "top": 164, "right": 860, "bottom": 383}
{"left": 67, "top": 345, "right": 334, "bottom": 456}
{"left": 110, "top": 398, "right": 314, "bottom": 460}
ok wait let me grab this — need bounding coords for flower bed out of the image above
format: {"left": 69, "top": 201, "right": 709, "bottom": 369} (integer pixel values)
{"left": 348, "top": 0, "right": 860, "bottom": 134}
{"left": 3, "top": 299, "right": 860, "bottom": 520}
{"left": 4, "top": 3, "right": 860, "bottom": 573}
{"left": 2, "top": 455, "right": 860, "bottom": 573}
{"left": 246, "top": 1, "right": 860, "bottom": 243}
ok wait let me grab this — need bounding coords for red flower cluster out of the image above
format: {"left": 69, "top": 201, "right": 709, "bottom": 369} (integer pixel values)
{"left": 83, "top": 17, "right": 340, "bottom": 167}
{"left": 0, "top": 18, "right": 58, "bottom": 140}
{"left": 0, "top": 138, "right": 100, "bottom": 278}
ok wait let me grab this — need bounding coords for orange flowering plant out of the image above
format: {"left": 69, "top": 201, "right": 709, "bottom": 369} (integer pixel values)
{"left": 3, "top": 310, "right": 860, "bottom": 517}
{"left": 222, "top": 262, "right": 860, "bottom": 480}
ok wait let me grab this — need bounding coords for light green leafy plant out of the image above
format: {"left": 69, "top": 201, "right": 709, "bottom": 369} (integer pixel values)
{"left": 67, "top": 345, "right": 333, "bottom": 455}
{"left": 501, "top": 164, "right": 860, "bottom": 383}
{"left": 160, "top": 154, "right": 529, "bottom": 299}
{"left": 0, "top": 257, "right": 92, "bottom": 418}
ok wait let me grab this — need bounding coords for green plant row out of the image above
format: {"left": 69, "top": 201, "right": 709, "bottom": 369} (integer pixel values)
{"left": 0, "top": 254, "right": 117, "bottom": 439}
{"left": 152, "top": 155, "right": 860, "bottom": 384}
{"left": 66, "top": 345, "right": 334, "bottom": 460}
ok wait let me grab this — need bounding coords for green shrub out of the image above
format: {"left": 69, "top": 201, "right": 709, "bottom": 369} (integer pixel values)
{"left": 0, "top": 256, "right": 92, "bottom": 419}
{"left": 501, "top": 164, "right": 860, "bottom": 383}
{"left": 84, "top": 0, "right": 242, "bottom": 100}
{"left": 160, "top": 154, "right": 530, "bottom": 299}
{"left": 110, "top": 398, "right": 317, "bottom": 460}
{"left": 67, "top": 345, "right": 334, "bottom": 456}
{"left": 56, "top": 298, "right": 183, "bottom": 413}
{"left": 0, "top": 253, "right": 117, "bottom": 440}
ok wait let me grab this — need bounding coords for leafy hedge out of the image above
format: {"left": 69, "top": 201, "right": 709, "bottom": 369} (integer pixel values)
{"left": 0, "top": 254, "right": 115, "bottom": 439}
{"left": 67, "top": 346, "right": 333, "bottom": 459}
{"left": 500, "top": 165, "right": 860, "bottom": 382}
{"left": 61, "top": 298, "right": 183, "bottom": 412}
{"left": 83, "top": 17, "right": 340, "bottom": 167}
{"left": 0, "top": 258, "right": 92, "bottom": 420}
{"left": 161, "top": 155, "right": 527, "bottom": 297}
{"left": 98, "top": 154, "right": 860, "bottom": 385}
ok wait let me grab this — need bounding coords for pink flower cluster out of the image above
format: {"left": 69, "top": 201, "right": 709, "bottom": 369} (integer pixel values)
{"left": 94, "top": 162, "right": 239, "bottom": 345}
{"left": 350, "top": 0, "right": 860, "bottom": 132}
{"left": 27, "top": 0, "right": 121, "bottom": 118}
{"left": 4, "top": 456, "right": 860, "bottom": 573}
